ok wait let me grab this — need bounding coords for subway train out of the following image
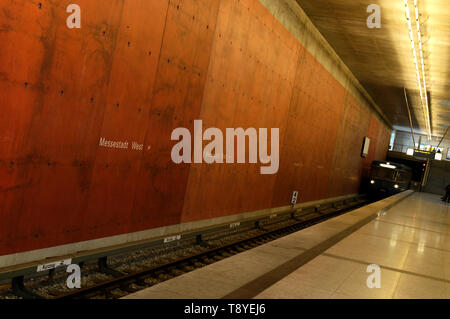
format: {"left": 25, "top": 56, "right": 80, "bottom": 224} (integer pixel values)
{"left": 366, "top": 161, "right": 412, "bottom": 199}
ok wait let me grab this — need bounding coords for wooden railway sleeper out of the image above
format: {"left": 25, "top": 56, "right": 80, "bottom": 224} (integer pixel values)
{"left": 254, "top": 220, "right": 269, "bottom": 231}
{"left": 290, "top": 211, "right": 301, "bottom": 221}
{"left": 195, "top": 234, "right": 213, "bottom": 248}
{"left": 98, "top": 257, "right": 125, "bottom": 278}
{"left": 12, "top": 276, "right": 43, "bottom": 299}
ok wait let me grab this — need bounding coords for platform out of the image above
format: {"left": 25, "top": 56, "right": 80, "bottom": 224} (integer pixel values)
{"left": 123, "top": 190, "right": 449, "bottom": 299}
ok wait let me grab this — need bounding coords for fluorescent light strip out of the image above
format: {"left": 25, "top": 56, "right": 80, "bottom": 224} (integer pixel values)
{"left": 404, "top": 0, "right": 431, "bottom": 139}
{"left": 404, "top": 0, "right": 423, "bottom": 101}
{"left": 413, "top": 0, "right": 431, "bottom": 138}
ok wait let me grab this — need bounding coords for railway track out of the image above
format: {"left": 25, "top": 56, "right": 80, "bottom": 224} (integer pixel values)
{"left": 49, "top": 197, "right": 371, "bottom": 299}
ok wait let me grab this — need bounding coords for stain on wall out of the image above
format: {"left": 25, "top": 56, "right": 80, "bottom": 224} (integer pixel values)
{"left": 0, "top": 0, "right": 391, "bottom": 256}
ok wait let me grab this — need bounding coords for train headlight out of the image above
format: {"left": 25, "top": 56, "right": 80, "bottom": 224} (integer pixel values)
{"left": 394, "top": 184, "right": 399, "bottom": 189}
{"left": 370, "top": 180, "right": 375, "bottom": 184}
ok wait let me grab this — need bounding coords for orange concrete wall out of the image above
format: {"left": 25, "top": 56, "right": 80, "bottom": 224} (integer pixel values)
{"left": 362, "top": 115, "right": 391, "bottom": 178}
{"left": 0, "top": 0, "right": 391, "bottom": 256}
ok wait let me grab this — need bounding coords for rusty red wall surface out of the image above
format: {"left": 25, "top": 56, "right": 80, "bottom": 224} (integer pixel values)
{"left": 362, "top": 115, "right": 391, "bottom": 178}
{"left": 0, "top": 0, "right": 391, "bottom": 256}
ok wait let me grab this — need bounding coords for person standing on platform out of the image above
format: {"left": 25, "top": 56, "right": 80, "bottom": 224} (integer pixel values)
{"left": 442, "top": 184, "right": 450, "bottom": 203}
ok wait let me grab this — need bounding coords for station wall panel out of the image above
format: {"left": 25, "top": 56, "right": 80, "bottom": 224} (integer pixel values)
{"left": 362, "top": 115, "right": 381, "bottom": 177}
{"left": 131, "top": 0, "right": 220, "bottom": 230}
{"left": 181, "top": 0, "right": 299, "bottom": 222}
{"left": 0, "top": 0, "right": 127, "bottom": 253}
{"left": 362, "top": 115, "right": 392, "bottom": 178}
{"left": 81, "top": 0, "right": 171, "bottom": 240}
{"left": 0, "top": 0, "right": 220, "bottom": 254}
{"left": 327, "top": 92, "right": 371, "bottom": 197}
{"left": 0, "top": 0, "right": 391, "bottom": 257}
{"left": 373, "top": 120, "right": 391, "bottom": 162}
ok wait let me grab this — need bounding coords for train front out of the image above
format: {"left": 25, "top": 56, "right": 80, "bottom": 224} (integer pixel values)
{"left": 367, "top": 161, "right": 412, "bottom": 199}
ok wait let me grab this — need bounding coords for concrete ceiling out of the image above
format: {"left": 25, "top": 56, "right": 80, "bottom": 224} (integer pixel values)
{"left": 296, "top": 0, "right": 450, "bottom": 139}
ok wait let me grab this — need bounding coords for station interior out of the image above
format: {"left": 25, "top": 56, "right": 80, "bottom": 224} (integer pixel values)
{"left": 0, "top": 0, "right": 449, "bottom": 301}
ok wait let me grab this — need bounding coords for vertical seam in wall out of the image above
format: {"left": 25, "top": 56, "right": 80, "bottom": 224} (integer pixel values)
{"left": 129, "top": 0, "right": 171, "bottom": 225}
{"left": 179, "top": 0, "right": 223, "bottom": 222}
{"left": 84, "top": 0, "right": 127, "bottom": 230}
{"left": 326, "top": 81, "right": 349, "bottom": 198}
{"left": 270, "top": 44, "right": 304, "bottom": 207}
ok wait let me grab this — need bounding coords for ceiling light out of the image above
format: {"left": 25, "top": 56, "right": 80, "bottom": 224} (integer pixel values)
{"left": 413, "top": 0, "right": 431, "bottom": 139}
{"left": 404, "top": 0, "right": 431, "bottom": 139}
{"left": 380, "top": 164, "right": 397, "bottom": 169}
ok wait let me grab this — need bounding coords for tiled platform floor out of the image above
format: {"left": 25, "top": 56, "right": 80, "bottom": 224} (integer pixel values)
{"left": 124, "top": 191, "right": 450, "bottom": 299}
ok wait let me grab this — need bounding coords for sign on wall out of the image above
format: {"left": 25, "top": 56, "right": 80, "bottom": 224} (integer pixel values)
{"left": 361, "top": 137, "right": 371, "bottom": 158}
{"left": 413, "top": 150, "right": 435, "bottom": 159}
{"left": 291, "top": 191, "right": 299, "bottom": 205}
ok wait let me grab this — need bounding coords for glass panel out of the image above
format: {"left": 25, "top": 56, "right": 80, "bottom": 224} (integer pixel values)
{"left": 371, "top": 167, "right": 396, "bottom": 181}
{"left": 395, "top": 170, "right": 411, "bottom": 183}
